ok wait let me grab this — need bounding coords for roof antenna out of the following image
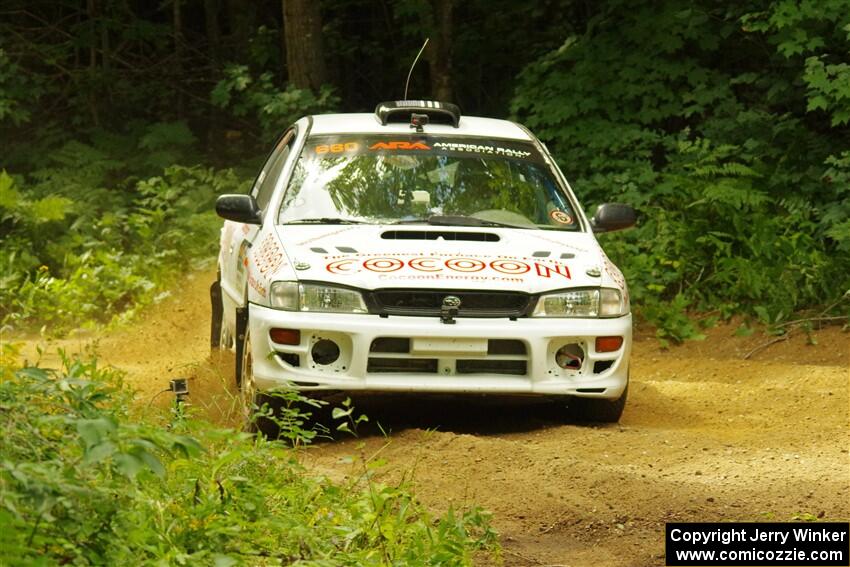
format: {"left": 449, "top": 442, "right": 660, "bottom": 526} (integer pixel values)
{"left": 404, "top": 37, "right": 429, "bottom": 100}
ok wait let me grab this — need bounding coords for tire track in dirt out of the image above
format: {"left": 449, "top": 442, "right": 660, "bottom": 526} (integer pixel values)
{"left": 11, "top": 269, "right": 849, "bottom": 566}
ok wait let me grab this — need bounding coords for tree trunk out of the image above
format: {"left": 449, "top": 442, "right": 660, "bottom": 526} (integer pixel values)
{"left": 282, "top": 0, "right": 327, "bottom": 91}
{"left": 204, "top": 0, "right": 221, "bottom": 62}
{"left": 226, "top": 0, "right": 255, "bottom": 59}
{"left": 173, "top": 0, "right": 185, "bottom": 117}
{"left": 87, "top": 0, "right": 97, "bottom": 69}
{"left": 100, "top": 3, "right": 109, "bottom": 72}
{"left": 87, "top": 0, "right": 99, "bottom": 126}
{"left": 428, "top": 0, "right": 453, "bottom": 102}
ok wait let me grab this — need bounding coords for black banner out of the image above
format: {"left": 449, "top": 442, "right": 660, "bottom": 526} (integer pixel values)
{"left": 665, "top": 522, "right": 849, "bottom": 566}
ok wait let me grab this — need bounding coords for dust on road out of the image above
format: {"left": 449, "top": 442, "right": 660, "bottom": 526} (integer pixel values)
{"left": 14, "top": 269, "right": 850, "bottom": 566}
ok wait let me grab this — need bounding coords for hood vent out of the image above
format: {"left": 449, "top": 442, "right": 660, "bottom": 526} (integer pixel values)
{"left": 310, "top": 246, "right": 357, "bottom": 254}
{"left": 381, "top": 230, "right": 499, "bottom": 242}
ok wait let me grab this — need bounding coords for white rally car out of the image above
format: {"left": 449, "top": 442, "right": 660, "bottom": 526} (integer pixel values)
{"left": 211, "top": 101, "right": 636, "bottom": 424}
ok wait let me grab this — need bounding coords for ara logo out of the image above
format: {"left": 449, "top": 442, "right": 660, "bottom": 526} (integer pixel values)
{"left": 368, "top": 141, "right": 431, "bottom": 151}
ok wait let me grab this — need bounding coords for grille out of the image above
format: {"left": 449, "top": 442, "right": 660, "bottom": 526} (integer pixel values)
{"left": 367, "top": 338, "right": 528, "bottom": 376}
{"left": 370, "top": 337, "right": 411, "bottom": 353}
{"left": 456, "top": 359, "right": 526, "bottom": 375}
{"left": 367, "top": 358, "right": 438, "bottom": 373}
{"left": 488, "top": 339, "right": 526, "bottom": 355}
{"left": 369, "top": 289, "right": 533, "bottom": 318}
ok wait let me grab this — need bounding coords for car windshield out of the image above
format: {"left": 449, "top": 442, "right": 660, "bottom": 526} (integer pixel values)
{"left": 278, "top": 135, "right": 580, "bottom": 230}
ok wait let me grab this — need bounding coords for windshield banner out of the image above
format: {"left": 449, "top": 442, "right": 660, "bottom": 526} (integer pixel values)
{"left": 309, "top": 135, "right": 545, "bottom": 164}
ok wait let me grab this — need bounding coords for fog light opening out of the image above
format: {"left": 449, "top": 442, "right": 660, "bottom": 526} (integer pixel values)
{"left": 270, "top": 328, "right": 301, "bottom": 345}
{"left": 555, "top": 343, "right": 584, "bottom": 370}
{"left": 312, "top": 339, "right": 340, "bottom": 365}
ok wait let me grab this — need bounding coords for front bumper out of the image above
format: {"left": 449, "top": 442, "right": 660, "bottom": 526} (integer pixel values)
{"left": 248, "top": 303, "right": 631, "bottom": 399}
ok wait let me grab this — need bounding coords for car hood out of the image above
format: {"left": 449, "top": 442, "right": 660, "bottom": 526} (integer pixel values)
{"left": 270, "top": 225, "right": 622, "bottom": 294}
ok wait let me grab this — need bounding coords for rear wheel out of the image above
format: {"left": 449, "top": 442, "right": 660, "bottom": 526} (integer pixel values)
{"left": 233, "top": 305, "right": 248, "bottom": 383}
{"left": 566, "top": 383, "right": 628, "bottom": 423}
{"left": 210, "top": 277, "right": 233, "bottom": 351}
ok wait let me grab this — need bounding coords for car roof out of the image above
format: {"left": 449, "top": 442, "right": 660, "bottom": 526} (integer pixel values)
{"left": 308, "top": 113, "right": 533, "bottom": 141}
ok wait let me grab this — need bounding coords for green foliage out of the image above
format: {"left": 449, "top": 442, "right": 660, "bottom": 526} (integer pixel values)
{"left": 0, "top": 351, "right": 498, "bottom": 565}
{"left": 741, "top": 1, "right": 850, "bottom": 126}
{"left": 804, "top": 56, "right": 850, "bottom": 125}
{"left": 137, "top": 121, "right": 201, "bottom": 170}
{"left": 332, "top": 396, "right": 371, "bottom": 436}
{"left": 641, "top": 293, "right": 705, "bottom": 346}
{"left": 0, "top": 143, "right": 249, "bottom": 331}
{"left": 212, "top": 64, "right": 339, "bottom": 140}
{"left": 3, "top": 0, "right": 849, "bottom": 341}
{"left": 0, "top": 49, "right": 36, "bottom": 125}
{"left": 822, "top": 152, "right": 850, "bottom": 251}
{"left": 512, "top": 0, "right": 850, "bottom": 340}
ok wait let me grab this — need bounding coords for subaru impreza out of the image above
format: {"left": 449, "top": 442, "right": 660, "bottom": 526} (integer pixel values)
{"left": 211, "top": 100, "right": 636, "bottom": 425}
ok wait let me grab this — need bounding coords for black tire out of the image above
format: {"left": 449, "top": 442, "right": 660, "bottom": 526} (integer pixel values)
{"left": 567, "top": 384, "right": 628, "bottom": 423}
{"left": 210, "top": 278, "right": 223, "bottom": 350}
{"left": 250, "top": 394, "right": 284, "bottom": 439}
{"left": 237, "top": 324, "right": 281, "bottom": 438}
{"left": 233, "top": 305, "right": 248, "bottom": 382}
{"left": 210, "top": 276, "right": 235, "bottom": 351}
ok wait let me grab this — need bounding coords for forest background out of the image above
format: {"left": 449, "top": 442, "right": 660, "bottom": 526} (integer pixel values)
{"left": 1, "top": 0, "right": 849, "bottom": 341}
{"left": 2, "top": 2, "right": 849, "bottom": 564}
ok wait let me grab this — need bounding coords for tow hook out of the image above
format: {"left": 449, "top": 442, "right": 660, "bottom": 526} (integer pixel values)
{"left": 440, "top": 295, "right": 461, "bottom": 324}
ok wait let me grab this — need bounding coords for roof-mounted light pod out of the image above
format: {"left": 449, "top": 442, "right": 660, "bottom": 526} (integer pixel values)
{"left": 375, "top": 100, "right": 461, "bottom": 128}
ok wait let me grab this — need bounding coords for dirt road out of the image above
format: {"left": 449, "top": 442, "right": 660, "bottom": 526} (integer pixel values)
{"left": 16, "top": 270, "right": 850, "bottom": 566}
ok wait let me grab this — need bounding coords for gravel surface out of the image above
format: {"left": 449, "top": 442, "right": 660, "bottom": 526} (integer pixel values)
{"left": 17, "top": 269, "right": 849, "bottom": 566}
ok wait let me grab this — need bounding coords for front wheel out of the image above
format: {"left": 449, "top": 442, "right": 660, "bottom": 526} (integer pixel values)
{"left": 565, "top": 384, "right": 628, "bottom": 423}
{"left": 237, "top": 325, "right": 282, "bottom": 438}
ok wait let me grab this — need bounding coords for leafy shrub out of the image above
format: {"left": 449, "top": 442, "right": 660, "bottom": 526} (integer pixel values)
{"left": 0, "top": 48, "right": 37, "bottom": 125}
{"left": 512, "top": 0, "right": 850, "bottom": 341}
{"left": 212, "top": 64, "right": 339, "bottom": 140}
{"left": 0, "top": 159, "right": 249, "bottom": 331}
{"left": 0, "top": 350, "right": 498, "bottom": 565}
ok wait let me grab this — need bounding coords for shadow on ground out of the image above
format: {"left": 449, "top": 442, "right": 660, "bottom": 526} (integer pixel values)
{"left": 194, "top": 350, "right": 620, "bottom": 441}
{"left": 307, "top": 393, "right": 613, "bottom": 441}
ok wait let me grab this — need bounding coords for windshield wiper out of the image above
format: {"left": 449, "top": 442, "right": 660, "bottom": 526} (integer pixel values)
{"left": 394, "top": 215, "right": 531, "bottom": 229}
{"left": 286, "top": 217, "right": 368, "bottom": 225}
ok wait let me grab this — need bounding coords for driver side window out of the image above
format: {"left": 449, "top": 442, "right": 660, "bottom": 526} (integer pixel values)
{"left": 251, "top": 128, "right": 295, "bottom": 214}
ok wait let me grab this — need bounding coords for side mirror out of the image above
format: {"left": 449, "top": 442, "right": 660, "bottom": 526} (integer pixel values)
{"left": 591, "top": 203, "right": 636, "bottom": 233}
{"left": 215, "top": 194, "right": 261, "bottom": 225}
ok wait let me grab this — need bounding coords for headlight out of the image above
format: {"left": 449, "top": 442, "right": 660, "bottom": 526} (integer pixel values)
{"left": 300, "top": 284, "right": 368, "bottom": 313}
{"left": 533, "top": 287, "right": 628, "bottom": 318}
{"left": 269, "top": 282, "right": 368, "bottom": 314}
{"left": 269, "top": 281, "right": 299, "bottom": 310}
{"left": 599, "top": 288, "right": 629, "bottom": 317}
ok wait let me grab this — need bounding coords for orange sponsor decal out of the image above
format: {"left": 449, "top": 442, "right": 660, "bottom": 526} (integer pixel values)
{"left": 368, "top": 141, "right": 431, "bottom": 150}
{"left": 315, "top": 142, "right": 359, "bottom": 154}
{"left": 325, "top": 254, "right": 571, "bottom": 279}
{"left": 550, "top": 210, "right": 573, "bottom": 225}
